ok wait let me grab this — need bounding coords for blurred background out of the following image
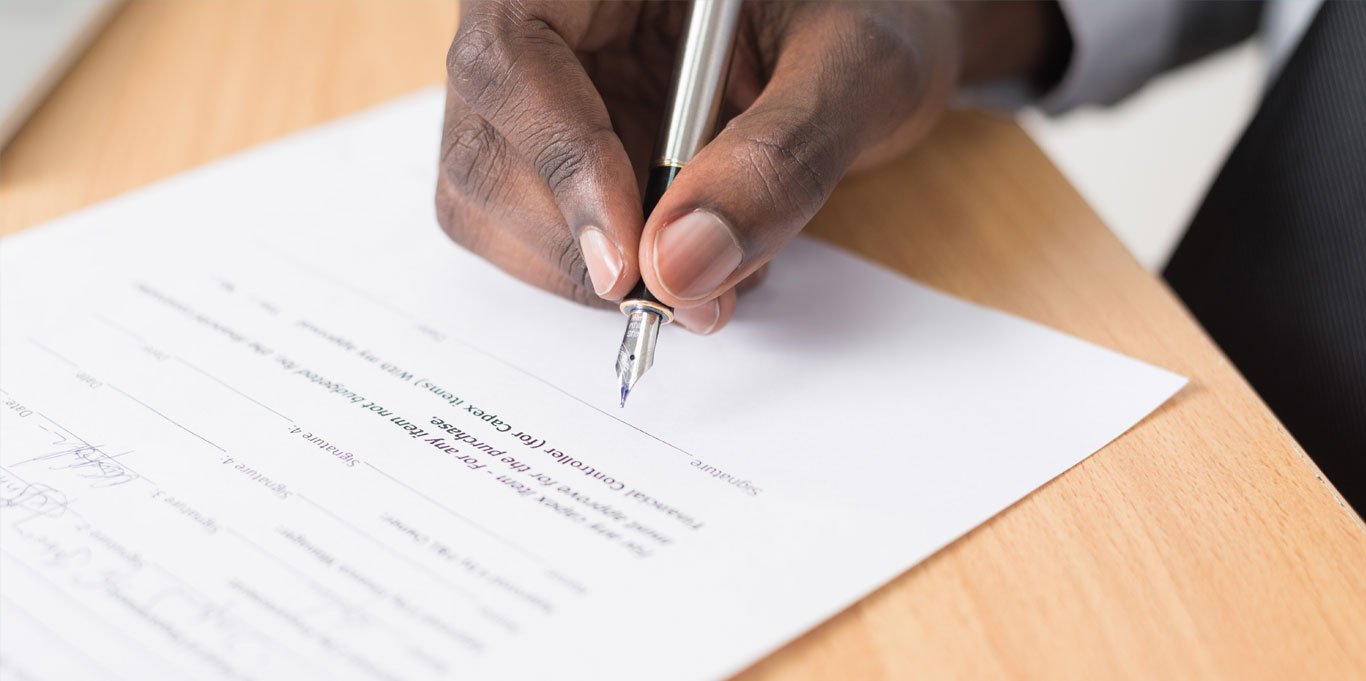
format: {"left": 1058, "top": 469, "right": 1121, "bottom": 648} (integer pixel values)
{"left": 0, "top": 0, "right": 1281, "bottom": 272}
{"left": 1021, "top": 43, "right": 1263, "bottom": 272}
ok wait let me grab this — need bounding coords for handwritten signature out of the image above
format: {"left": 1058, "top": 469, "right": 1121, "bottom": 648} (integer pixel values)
{"left": 0, "top": 472, "right": 69, "bottom": 522}
{"left": 14, "top": 439, "right": 139, "bottom": 488}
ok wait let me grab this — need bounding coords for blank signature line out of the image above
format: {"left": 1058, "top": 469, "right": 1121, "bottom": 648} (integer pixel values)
{"left": 104, "top": 384, "right": 226, "bottom": 453}
{"left": 450, "top": 337, "right": 698, "bottom": 459}
{"left": 90, "top": 312, "right": 294, "bottom": 424}
{"left": 26, "top": 338, "right": 77, "bottom": 368}
{"left": 259, "top": 243, "right": 698, "bottom": 460}
{"left": 172, "top": 356, "right": 293, "bottom": 422}
{"left": 91, "top": 314, "right": 151, "bottom": 346}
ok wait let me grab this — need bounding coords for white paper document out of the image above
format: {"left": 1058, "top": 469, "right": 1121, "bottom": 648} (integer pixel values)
{"left": 0, "top": 89, "right": 1185, "bottom": 681}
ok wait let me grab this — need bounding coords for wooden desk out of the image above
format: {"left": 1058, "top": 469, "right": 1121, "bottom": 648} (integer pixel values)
{"left": 3, "top": 2, "right": 1364, "bottom": 678}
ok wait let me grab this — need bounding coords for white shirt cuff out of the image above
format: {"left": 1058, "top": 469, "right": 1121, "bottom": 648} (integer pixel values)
{"left": 1037, "top": 0, "right": 1182, "bottom": 113}
{"left": 955, "top": 0, "right": 1182, "bottom": 113}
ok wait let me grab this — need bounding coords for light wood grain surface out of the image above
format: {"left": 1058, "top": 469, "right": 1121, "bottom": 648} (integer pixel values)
{"left": 3, "top": 2, "right": 1364, "bottom": 679}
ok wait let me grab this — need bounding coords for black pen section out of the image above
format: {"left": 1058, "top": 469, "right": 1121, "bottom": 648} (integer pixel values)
{"left": 643, "top": 163, "right": 682, "bottom": 218}
{"left": 626, "top": 164, "right": 684, "bottom": 304}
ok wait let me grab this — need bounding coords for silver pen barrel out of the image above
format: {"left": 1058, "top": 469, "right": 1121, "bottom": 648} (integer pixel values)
{"left": 655, "top": 0, "right": 745, "bottom": 169}
{"left": 616, "top": 0, "right": 743, "bottom": 407}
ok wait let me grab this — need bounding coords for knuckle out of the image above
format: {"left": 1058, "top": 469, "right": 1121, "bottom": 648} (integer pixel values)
{"left": 440, "top": 113, "right": 515, "bottom": 208}
{"left": 526, "top": 125, "right": 609, "bottom": 196}
{"left": 728, "top": 113, "right": 832, "bottom": 216}
{"left": 448, "top": 6, "right": 560, "bottom": 113}
{"left": 447, "top": 16, "right": 516, "bottom": 109}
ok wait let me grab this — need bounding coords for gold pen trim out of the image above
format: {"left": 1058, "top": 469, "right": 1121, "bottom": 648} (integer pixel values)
{"left": 619, "top": 299, "right": 674, "bottom": 324}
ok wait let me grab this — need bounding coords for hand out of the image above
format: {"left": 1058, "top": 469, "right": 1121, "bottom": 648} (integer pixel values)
{"left": 436, "top": 1, "right": 1066, "bottom": 334}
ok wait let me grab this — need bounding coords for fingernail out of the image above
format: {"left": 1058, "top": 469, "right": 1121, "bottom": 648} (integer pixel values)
{"left": 578, "top": 227, "right": 623, "bottom": 297}
{"left": 653, "top": 210, "right": 743, "bottom": 301}
{"left": 673, "top": 300, "right": 722, "bottom": 335}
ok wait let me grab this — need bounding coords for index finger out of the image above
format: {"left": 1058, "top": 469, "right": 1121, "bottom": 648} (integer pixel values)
{"left": 448, "top": 0, "right": 643, "bottom": 300}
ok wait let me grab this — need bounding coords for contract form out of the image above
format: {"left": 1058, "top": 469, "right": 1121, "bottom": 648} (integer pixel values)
{"left": 0, "top": 89, "right": 1185, "bottom": 681}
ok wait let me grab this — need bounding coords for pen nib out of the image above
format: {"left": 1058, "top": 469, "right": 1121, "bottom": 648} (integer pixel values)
{"left": 615, "top": 307, "right": 662, "bottom": 408}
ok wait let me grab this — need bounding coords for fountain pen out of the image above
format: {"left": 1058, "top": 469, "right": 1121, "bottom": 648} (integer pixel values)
{"left": 616, "top": 0, "right": 743, "bottom": 407}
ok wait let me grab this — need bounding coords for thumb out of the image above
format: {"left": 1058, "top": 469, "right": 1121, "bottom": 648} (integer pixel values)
{"left": 638, "top": 6, "right": 952, "bottom": 309}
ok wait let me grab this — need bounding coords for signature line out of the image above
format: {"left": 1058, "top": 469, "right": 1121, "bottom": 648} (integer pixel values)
{"left": 26, "top": 338, "right": 77, "bottom": 368}
{"left": 105, "top": 384, "right": 226, "bottom": 453}
{"left": 173, "top": 356, "right": 293, "bottom": 422}
{"left": 92, "top": 314, "right": 151, "bottom": 346}
{"left": 260, "top": 244, "right": 698, "bottom": 459}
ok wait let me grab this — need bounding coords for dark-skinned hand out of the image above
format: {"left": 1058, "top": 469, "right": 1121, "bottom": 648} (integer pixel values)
{"left": 437, "top": 1, "right": 1066, "bottom": 333}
